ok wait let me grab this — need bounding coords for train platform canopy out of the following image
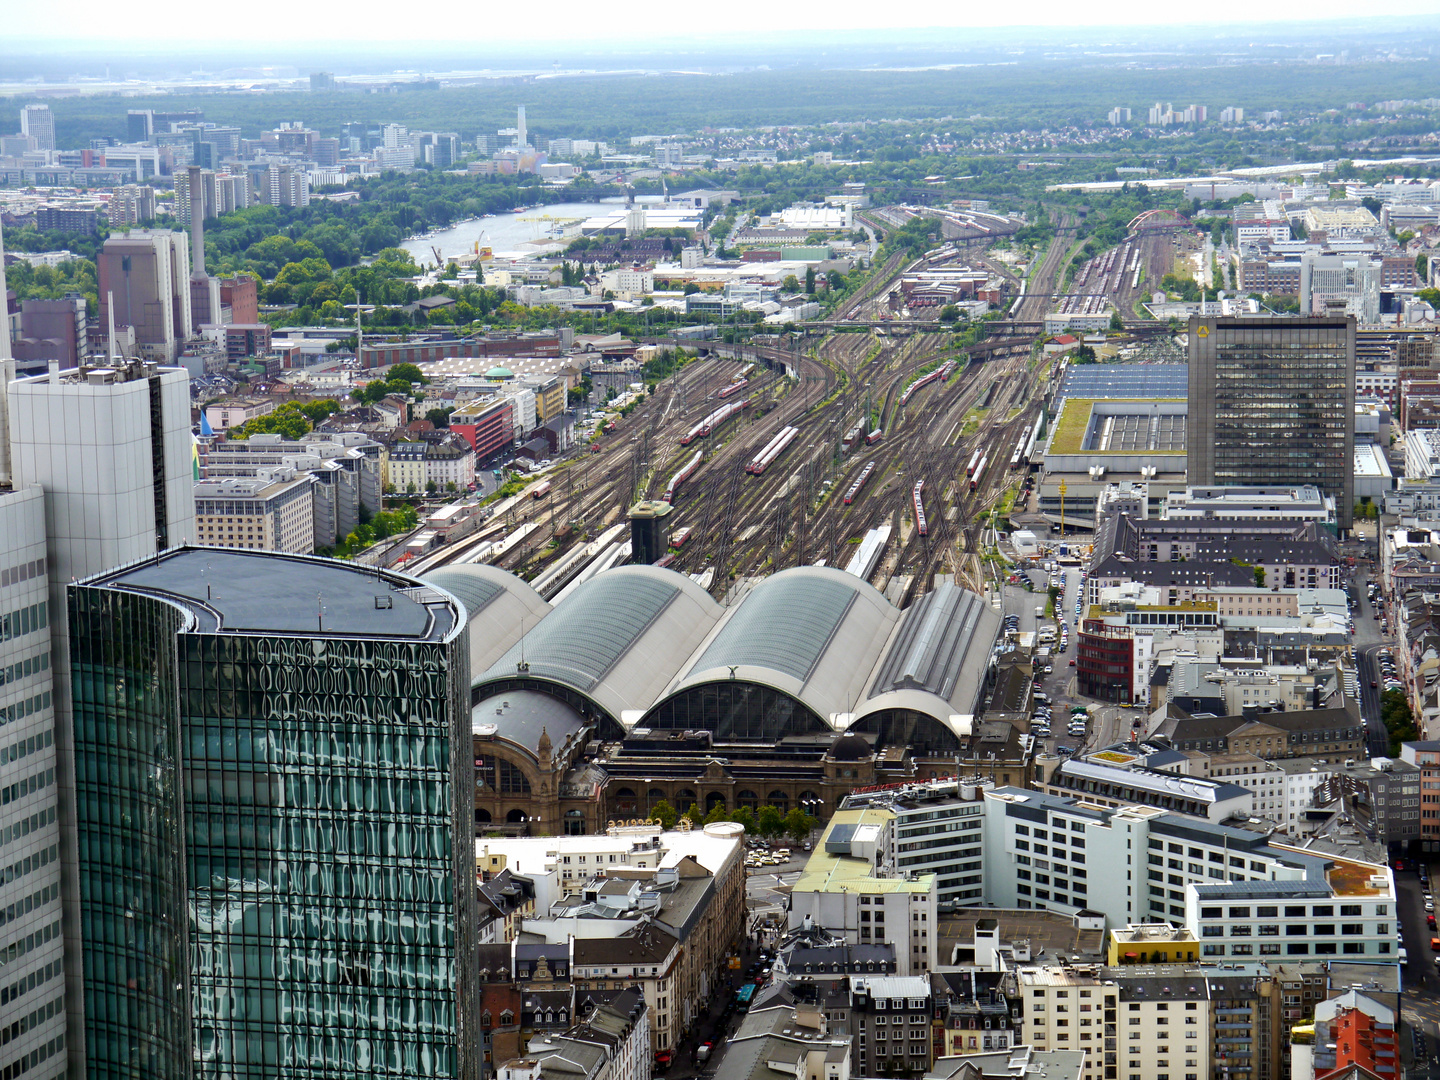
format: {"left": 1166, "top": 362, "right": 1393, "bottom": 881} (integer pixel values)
{"left": 422, "top": 563, "right": 552, "bottom": 678}
{"left": 473, "top": 563, "right": 724, "bottom": 726}
{"left": 654, "top": 566, "right": 900, "bottom": 738}
{"left": 467, "top": 563, "right": 1002, "bottom": 750}
{"left": 851, "top": 583, "right": 1002, "bottom": 751}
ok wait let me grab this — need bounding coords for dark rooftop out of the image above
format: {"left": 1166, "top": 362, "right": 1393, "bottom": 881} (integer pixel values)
{"left": 85, "top": 547, "right": 457, "bottom": 640}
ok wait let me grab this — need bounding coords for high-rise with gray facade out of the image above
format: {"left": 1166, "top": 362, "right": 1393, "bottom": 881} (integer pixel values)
{"left": 1188, "top": 315, "right": 1355, "bottom": 530}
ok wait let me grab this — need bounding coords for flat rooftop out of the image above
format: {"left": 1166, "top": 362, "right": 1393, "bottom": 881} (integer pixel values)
{"left": 940, "top": 907, "right": 1106, "bottom": 962}
{"left": 85, "top": 547, "right": 457, "bottom": 640}
{"left": 1049, "top": 398, "right": 1188, "bottom": 457}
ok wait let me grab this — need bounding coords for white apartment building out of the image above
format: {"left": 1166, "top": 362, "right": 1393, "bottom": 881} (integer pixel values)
{"left": 788, "top": 808, "right": 939, "bottom": 976}
{"left": 979, "top": 788, "right": 1394, "bottom": 955}
{"left": 601, "top": 268, "right": 655, "bottom": 299}
{"left": 1019, "top": 965, "right": 1211, "bottom": 1080}
{"left": 193, "top": 469, "right": 316, "bottom": 553}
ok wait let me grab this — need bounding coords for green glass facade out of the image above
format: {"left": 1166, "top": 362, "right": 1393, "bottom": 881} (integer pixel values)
{"left": 70, "top": 557, "right": 476, "bottom": 1080}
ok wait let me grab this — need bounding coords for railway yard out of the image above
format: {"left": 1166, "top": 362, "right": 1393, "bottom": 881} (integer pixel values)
{"left": 403, "top": 219, "right": 1187, "bottom": 603}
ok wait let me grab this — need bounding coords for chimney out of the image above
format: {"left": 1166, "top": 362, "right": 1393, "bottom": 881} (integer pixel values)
{"left": 0, "top": 218, "right": 13, "bottom": 487}
{"left": 188, "top": 165, "right": 206, "bottom": 279}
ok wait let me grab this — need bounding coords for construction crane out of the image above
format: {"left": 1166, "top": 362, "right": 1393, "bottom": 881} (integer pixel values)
{"left": 431, "top": 245, "right": 446, "bottom": 272}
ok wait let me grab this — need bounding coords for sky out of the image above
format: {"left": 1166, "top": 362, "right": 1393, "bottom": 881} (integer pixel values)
{"left": 9, "top": 1, "right": 1440, "bottom": 48}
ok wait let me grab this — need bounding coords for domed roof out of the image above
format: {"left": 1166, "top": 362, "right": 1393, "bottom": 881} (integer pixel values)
{"left": 828, "top": 733, "right": 872, "bottom": 761}
{"left": 486, "top": 366, "right": 514, "bottom": 379}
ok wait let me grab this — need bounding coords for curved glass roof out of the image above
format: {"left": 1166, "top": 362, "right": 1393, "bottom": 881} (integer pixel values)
{"left": 691, "top": 573, "right": 858, "bottom": 683}
{"left": 423, "top": 567, "right": 505, "bottom": 619}
{"left": 484, "top": 572, "right": 678, "bottom": 692}
{"left": 870, "top": 583, "right": 987, "bottom": 701}
{"left": 422, "top": 563, "right": 552, "bottom": 680}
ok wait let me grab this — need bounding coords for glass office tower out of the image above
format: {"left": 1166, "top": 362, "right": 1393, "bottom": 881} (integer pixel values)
{"left": 1187, "top": 314, "right": 1355, "bottom": 529}
{"left": 68, "top": 548, "right": 475, "bottom": 1080}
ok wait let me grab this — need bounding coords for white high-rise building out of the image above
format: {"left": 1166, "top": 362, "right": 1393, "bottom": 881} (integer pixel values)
{"left": 0, "top": 486, "right": 65, "bottom": 1078}
{"left": 7, "top": 357, "right": 196, "bottom": 1075}
{"left": 19, "top": 104, "right": 55, "bottom": 153}
{"left": 517, "top": 105, "right": 528, "bottom": 150}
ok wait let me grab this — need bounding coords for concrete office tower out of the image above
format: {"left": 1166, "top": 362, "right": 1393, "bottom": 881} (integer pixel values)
{"left": 68, "top": 548, "right": 478, "bottom": 1080}
{"left": 1188, "top": 315, "right": 1356, "bottom": 530}
{"left": 96, "top": 230, "right": 192, "bottom": 362}
{"left": 187, "top": 167, "right": 221, "bottom": 328}
{"left": 0, "top": 488, "right": 66, "bottom": 1080}
{"left": 7, "top": 357, "right": 196, "bottom": 1079}
{"left": 516, "top": 105, "right": 527, "bottom": 150}
{"left": 19, "top": 104, "right": 55, "bottom": 153}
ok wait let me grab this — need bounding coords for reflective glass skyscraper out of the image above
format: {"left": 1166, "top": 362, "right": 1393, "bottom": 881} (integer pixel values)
{"left": 1187, "top": 314, "right": 1355, "bottom": 530}
{"left": 68, "top": 548, "right": 476, "bottom": 1080}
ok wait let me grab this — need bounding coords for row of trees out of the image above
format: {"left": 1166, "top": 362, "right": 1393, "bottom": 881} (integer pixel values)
{"left": 326, "top": 504, "right": 420, "bottom": 560}
{"left": 648, "top": 799, "right": 816, "bottom": 842}
{"left": 230, "top": 399, "right": 341, "bottom": 440}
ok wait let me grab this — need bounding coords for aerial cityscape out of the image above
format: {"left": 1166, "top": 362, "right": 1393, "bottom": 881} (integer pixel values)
{"left": 6, "top": 12, "right": 1440, "bottom": 1080}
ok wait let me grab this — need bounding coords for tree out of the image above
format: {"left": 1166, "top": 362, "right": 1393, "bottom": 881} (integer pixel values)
{"left": 682, "top": 802, "right": 704, "bottom": 826}
{"left": 703, "top": 802, "right": 730, "bottom": 825}
{"left": 938, "top": 304, "right": 960, "bottom": 322}
{"left": 782, "top": 275, "right": 800, "bottom": 292}
{"left": 650, "top": 800, "right": 679, "bottom": 830}
{"left": 426, "top": 406, "right": 454, "bottom": 428}
{"left": 1419, "top": 253, "right": 1430, "bottom": 282}
{"left": 730, "top": 806, "right": 757, "bottom": 834}
{"left": 757, "top": 805, "right": 785, "bottom": 838}
{"left": 1110, "top": 310, "right": 1125, "bottom": 331}
{"left": 1253, "top": 566, "right": 1266, "bottom": 588}
{"left": 389, "top": 362, "right": 429, "bottom": 385}
{"left": 804, "top": 266, "right": 816, "bottom": 295}
{"left": 783, "top": 807, "right": 815, "bottom": 843}
{"left": 683, "top": 282, "right": 700, "bottom": 296}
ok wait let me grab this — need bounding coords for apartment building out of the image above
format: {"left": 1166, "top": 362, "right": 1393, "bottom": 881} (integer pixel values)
{"left": 788, "top": 808, "right": 939, "bottom": 976}
{"left": 475, "top": 824, "right": 746, "bottom": 1063}
{"left": 1399, "top": 741, "right": 1440, "bottom": 841}
{"left": 193, "top": 469, "right": 316, "bottom": 553}
{"left": 848, "top": 975, "right": 933, "bottom": 1078}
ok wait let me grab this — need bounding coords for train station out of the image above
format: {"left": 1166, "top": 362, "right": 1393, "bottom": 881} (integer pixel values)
{"left": 424, "top": 561, "right": 1008, "bottom": 834}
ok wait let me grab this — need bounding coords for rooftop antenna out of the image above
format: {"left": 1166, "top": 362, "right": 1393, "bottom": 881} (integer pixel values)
{"left": 107, "top": 290, "right": 118, "bottom": 364}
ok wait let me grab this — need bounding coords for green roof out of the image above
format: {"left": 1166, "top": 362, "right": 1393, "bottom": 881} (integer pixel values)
{"left": 486, "top": 366, "right": 514, "bottom": 379}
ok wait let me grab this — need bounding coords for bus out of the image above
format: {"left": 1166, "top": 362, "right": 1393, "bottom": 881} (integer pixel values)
{"left": 735, "top": 983, "right": 756, "bottom": 1013}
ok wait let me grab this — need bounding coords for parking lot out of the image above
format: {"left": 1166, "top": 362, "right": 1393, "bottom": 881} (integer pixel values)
{"left": 1002, "top": 561, "right": 1099, "bottom": 756}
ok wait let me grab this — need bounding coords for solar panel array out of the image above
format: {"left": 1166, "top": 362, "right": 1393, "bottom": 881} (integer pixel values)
{"left": 1057, "top": 363, "right": 1189, "bottom": 405}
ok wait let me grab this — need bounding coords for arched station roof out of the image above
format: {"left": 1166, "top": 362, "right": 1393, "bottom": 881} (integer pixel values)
{"left": 422, "top": 563, "right": 552, "bottom": 680}
{"left": 649, "top": 566, "right": 898, "bottom": 729}
{"left": 475, "top": 563, "right": 723, "bottom": 724}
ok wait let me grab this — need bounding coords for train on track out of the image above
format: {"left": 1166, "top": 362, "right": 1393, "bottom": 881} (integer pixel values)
{"left": 912, "top": 480, "right": 928, "bottom": 537}
{"left": 1010, "top": 422, "right": 1033, "bottom": 469}
{"left": 670, "top": 526, "right": 692, "bottom": 549}
{"left": 664, "top": 451, "right": 703, "bottom": 502}
{"left": 968, "top": 454, "right": 987, "bottom": 492}
{"left": 719, "top": 379, "right": 748, "bottom": 399}
{"left": 899, "top": 360, "right": 959, "bottom": 407}
{"left": 966, "top": 449, "right": 982, "bottom": 478}
{"left": 843, "top": 461, "right": 877, "bottom": 505}
{"left": 866, "top": 429, "right": 882, "bottom": 445}
{"left": 679, "top": 399, "right": 749, "bottom": 446}
{"left": 748, "top": 426, "right": 798, "bottom": 475}
{"left": 531, "top": 481, "right": 552, "bottom": 499}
